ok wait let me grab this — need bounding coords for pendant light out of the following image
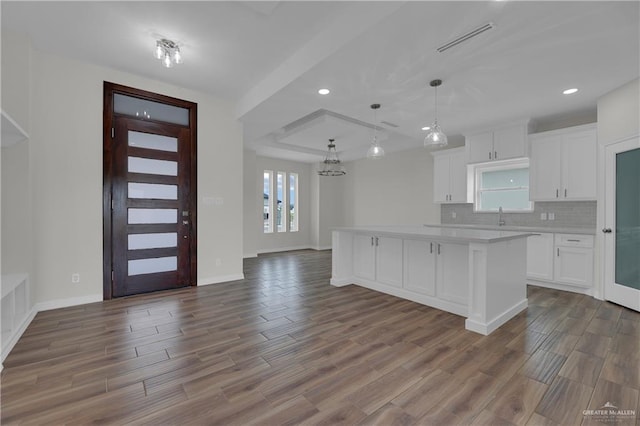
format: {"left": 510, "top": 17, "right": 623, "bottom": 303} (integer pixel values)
{"left": 366, "top": 103, "right": 385, "bottom": 159}
{"left": 424, "top": 79, "right": 448, "bottom": 149}
{"left": 318, "top": 139, "right": 346, "bottom": 176}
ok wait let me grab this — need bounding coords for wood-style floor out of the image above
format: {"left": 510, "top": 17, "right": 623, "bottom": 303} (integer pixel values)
{"left": 1, "top": 250, "right": 639, "bottom": 425}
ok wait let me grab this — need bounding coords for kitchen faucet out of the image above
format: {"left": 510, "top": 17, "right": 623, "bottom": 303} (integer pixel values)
{"left": 498, "top": 206, "right": 506, "bottom": 226}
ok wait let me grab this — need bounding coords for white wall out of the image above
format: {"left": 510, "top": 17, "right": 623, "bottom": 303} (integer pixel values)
{"left": 595, "top": 78, "right": 640, "bottom": 299}
{"left": 243, "top": 150, "right": 259, "bottom": 257}
{"left": 343, "top": 146, "right": 441, "bottom": 226}
{"left": 314, "top": 168, "right": 348, "bottom": 249}
{"left": 253, "top": 156, "right": 312, "bottom": 253}
{"left": 1, "top": 31, "right": 31, "bottom": 131}
{"left": 3, "top": 39, "right": 244, "bottom": 306}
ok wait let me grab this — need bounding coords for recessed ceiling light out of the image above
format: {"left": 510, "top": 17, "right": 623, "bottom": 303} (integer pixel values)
{"left": 318, "top": 88, "right": 330, "bottom": 95}
{"left": 563, "top": 88, "right": 579, "bottom": 95}
{"left": 422, "top": 126, "right": 431, "bottom": 131}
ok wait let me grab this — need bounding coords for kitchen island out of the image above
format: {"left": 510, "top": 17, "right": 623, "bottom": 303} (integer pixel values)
{"left": 331, "top": 225, "right": 533, "bottom": 335}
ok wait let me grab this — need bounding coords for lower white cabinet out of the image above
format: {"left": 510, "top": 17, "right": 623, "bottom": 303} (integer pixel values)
{"left": 553, "top": 234, "right": 594, "bottom": 288}
{"left": 353, "top": 234, "right": 403, "bottom": 288}
{"left": 403, "top": 239, "right": 468, "bottom": 304}
{"left": 403, "top": 239, "right": 436, "bottom": 296}
{"left": 526, "top": 234, "right": 554, "bottom": 281}
{"left": 526, "top": 232, "right": 594, "bottom": 292}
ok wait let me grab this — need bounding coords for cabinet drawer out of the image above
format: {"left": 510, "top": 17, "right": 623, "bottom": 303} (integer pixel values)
{"left": 554, "top": 234, "right": 594, "bottom": 248}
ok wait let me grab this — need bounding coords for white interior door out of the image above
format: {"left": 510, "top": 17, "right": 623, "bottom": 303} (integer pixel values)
{"left": 604, "top": 135, "right": 640, "bottom": 311}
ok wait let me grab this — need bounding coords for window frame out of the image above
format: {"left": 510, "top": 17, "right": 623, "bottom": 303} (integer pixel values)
{"left": 263, "top": 170, "right": 274, "bottom": 233}
{"left": 289, "top": 173, "right": 299, "bottom": 232}
{"left": 473, "top": 158, "right": 534, "bottom": 213}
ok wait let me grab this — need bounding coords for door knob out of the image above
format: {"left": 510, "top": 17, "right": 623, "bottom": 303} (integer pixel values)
{"left": 602, "top": 228, "right": 612, "bottom": 233}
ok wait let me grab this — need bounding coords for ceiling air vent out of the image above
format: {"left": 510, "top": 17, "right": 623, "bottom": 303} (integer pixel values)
{"left": 437, "top": 22, "right": 495, "bottom": 53}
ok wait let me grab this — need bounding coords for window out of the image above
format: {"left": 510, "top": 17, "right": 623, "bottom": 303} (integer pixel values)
{"left": 263, "top": 171, "right": 273, "bottom": 233}
{"left": 289, "top": 173, "right": 298, "bottom": 232}
{"left": 474, "top": 159, "right": 533, "bottom": 212}
{"left": 276, "top": 172, "right": 286, "bottom": 232}
{"left": 263, "top": 170, "right": 299, "bottom": 233}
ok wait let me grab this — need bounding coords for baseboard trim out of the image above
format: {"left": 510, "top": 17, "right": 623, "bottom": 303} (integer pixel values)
{"left": 312, "top": 246, "right": 332, "bottom": 251}
{"left": 197, "top": 274, "right": 245, "bottom": 286}
{"left": 257, "top": 245, "right": 314, "bottom": 254}
{"left": 36, "top": 294, "right": 103, "bottom": 312}
{"left": 466, "top": 298, "right": 528, "bottom": 335}
{"left": 243, "top": 252, "right": 258, "bottom": 259}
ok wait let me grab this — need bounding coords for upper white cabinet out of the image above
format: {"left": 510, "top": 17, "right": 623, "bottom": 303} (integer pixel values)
{"left": 432, "top": 147, "right": 467, "bottom": 203}
{"left": 466, "top": 122, "right": 528, "bottom": 164}
{"left": 529, "top": 124, "right": 596, "bottom": 201}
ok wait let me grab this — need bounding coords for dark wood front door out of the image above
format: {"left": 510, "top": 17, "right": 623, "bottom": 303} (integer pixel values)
{"left": 103, "top": 82, "right": 197, "bottom": 299}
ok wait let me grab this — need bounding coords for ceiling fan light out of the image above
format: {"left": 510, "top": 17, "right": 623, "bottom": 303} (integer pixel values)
{"left": 154, "top": 42, "right": 164, "bottom": 60}
{"left": 173, "top": 48, "right": 182, "bottom": 64}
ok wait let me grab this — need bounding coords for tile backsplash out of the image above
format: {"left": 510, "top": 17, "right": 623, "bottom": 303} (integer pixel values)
{"left": 441, "top": 201, "right": 596, "bottom": 229}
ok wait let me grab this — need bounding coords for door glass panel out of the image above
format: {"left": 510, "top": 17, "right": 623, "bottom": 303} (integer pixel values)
{"left": 128, "top": 157, "right": 177, "bottom": 176}
{"left": 128, "top": 256, "right": 177, "bottom": 276}
{"left": 128, "top": 233, "right": 177, "bottom": 250}
{"left": 128, "top": 183, "right": 177, "bottom": 200}
{"left": 615, "top": 147, "right": 640, "bottom": 290}
{"left": 114, "top": 93, "right": 189, "bottom": 126}
{"left": 128, "top": 131, "right": 177, "bottom": 152}
{"left": 128, "top": 208, "right": 177, "bottom": 224}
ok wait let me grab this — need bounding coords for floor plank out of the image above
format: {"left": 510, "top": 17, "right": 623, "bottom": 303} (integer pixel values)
{"left": 1, "top": 249, "right": 639, "bottom": 424}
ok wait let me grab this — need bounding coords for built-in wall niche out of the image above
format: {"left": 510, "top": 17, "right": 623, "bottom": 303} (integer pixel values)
{"left": 1, "top": 274, "right": 31, "bottom": 365}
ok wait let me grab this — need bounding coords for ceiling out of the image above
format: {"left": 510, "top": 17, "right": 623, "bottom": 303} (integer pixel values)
{"left": 3, "top": 1, "right": 639, "bottom": 163}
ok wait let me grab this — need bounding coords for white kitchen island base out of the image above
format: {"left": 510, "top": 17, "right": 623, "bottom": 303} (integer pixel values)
{"left": 331, "top": 226, "right": 531, "bottom": 335}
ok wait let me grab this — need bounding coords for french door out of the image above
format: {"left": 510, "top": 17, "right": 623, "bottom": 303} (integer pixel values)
{"left": 604, "top": 135, "right": 640, "bottom": 311}
{"left": 104, "top": 83, "right": 197, "bottom": 299}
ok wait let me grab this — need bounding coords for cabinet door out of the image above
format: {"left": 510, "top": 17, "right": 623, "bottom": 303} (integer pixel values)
{"left": 376, "top": 237, "right": 403, "bottom": 288}
{"left": 493, "top": 124, "right": 527, "bottom": 161}
{"left": 432, "top": 155, "right": 450, "bottom": 203}
{"left": 436, "top": 242, "right": 469, "bottom": 305}
{"left": 449, "top": 152, "right": 468, "bottom": 203}
{"left": 353, "top": 234, "right": 376, "bottom": 281}
{"left": 562, "top": 130, "right": 596, "bottom": 200}
{"left": 526, "top": 233, "right": 554, "bottom": 281}
{"left": 529, "top": 135, "right": 563, "bottom": 200}
{"left": 403, "top": 239, "right": 436, "bottom": 296}
{"left": 467, "top": 131, "right": 494, "bottom": 163}
{"left": 554, "top": 246, "right": 593, "bottom": 288}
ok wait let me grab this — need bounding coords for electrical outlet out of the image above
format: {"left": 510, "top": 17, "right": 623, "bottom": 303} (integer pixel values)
{"left": 215, "top": 258, "right": 222, "bottom": 267}
{"left": 72, "top": 273, "right": 80, "bottom": 283}
{"left": 451, "top": 211, "right": 457, "bottom": 219}
{"left": 548, "top": 212, "right": 555, "bottom": 220}
{"left": 540, "top": 213, "right": 547, "bottom": 220}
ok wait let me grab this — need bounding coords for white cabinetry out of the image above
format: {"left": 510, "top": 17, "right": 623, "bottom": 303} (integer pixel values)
{"left": 432, "top": 147, "right": 467, "bottom": 203}
{"left": 466, "top": 122, "right": 528, "bottom": 164}
{"left": 526, "top": 233, "right": 554, "bottom": 281}
{"left": 526, "top": 232, "right": 594, "bottom": 293}
{"left": 403, "top": 240, "right": 467, "bottom": 305}
{"left": 403, "top": 239, "right": 436, "bottom": 296}
{"left": 353, "top": 234, "right": 403, "bottom": 287}
{"left": 553, "top": 234, "right": 594, "bottom": 288}
{"left": 529, "top": 124, "right": 596, "bottom": 201}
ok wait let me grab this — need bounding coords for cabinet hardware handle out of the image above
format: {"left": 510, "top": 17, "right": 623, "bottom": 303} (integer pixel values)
{"left": 602, "top": 228, "right": 612, "bottom": 233}
{"left": 567, "top": 239, "right": 580, "bottom": 242}
{"left": 556, "top": 189, "right": 559, "bottom": 198}
{"left": 438, "top": 244, "right": 441, "bottom": 255}
{"left": 532, "top": 233, "right": 542, "bottom": 236}
{"left": 430, "top": 242, "right": 433, "bottom": 254}
{"left": 494, "top": 151, "right": 497, "bottom": 159}
{"left": 564, "top": 189, "right": 567, "bottom": 197}
{"left": 371, "top": 237, "right": 374, "bottom": 246}
{"left": 557, "top": 248, "right": 560, "bottom": 257}
{"left": 489, "top": 152, "right": 492, "bottom": 160}
{"left": 375, "top": 237, "right": 379, "bottom": 246}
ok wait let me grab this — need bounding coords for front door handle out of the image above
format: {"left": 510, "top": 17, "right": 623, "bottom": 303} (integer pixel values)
{"left": 602, "top": 228, "right": 612, "bottom": 233}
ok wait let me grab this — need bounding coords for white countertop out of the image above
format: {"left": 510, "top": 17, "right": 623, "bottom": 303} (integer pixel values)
{"left": 334, "top": 225, "right": 533, "bottom": 243}
{"left": 433, "top": 223, "right": 596, "bottom": 235}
